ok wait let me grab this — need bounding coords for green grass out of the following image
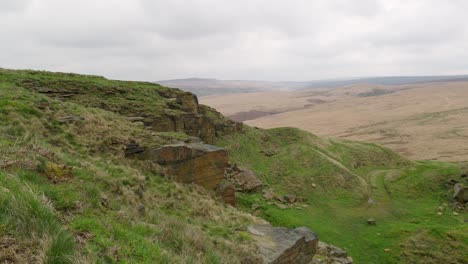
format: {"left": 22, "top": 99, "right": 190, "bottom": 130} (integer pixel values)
{"left": 0, "top": 68, "right": 230, "bottom": 128}
{"left": 217, "top": 128, "right": 468, "bottom": 264}
{"left": 1, "top": 68, "right": 466, "bottom": 263}
{"left": 0, "top": 172, "right": 75, "bottom": 263}
{"left": 0, "top": 69, "right": 262, "bottom": 263}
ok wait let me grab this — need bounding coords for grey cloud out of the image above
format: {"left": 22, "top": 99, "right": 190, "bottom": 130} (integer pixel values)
{"left": 0, "top": 0, "right": 467, "bottom": 81}
{"left": 0, "top": 0, "right": 32, "bottom": 13}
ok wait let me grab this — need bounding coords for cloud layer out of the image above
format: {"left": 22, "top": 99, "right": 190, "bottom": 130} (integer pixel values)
{"left": 1, "top": 0, "right": 467, "bottom": 81}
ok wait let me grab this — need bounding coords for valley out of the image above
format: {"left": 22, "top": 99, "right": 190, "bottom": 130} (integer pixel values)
{"left": 0, "top": 69, "right": 466, "bottom": 263}
{"left": 201, "top": 81, "right": 468, "bottom": 162}
{"left": 3, "top": 1, "right": 468, "bottom": 263}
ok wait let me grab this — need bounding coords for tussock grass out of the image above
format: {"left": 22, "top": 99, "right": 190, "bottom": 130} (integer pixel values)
{"left": 0, "top": 173, "right": 75, "bottom": 263}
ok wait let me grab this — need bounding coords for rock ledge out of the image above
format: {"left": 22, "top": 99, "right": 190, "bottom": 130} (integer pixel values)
{"left": 248, "top": 225, "right": 318, "bottom": 264}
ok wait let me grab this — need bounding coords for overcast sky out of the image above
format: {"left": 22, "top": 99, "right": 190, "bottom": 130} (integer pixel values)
{"left": 1, "top": 0, "right": 467, "bottom": 81}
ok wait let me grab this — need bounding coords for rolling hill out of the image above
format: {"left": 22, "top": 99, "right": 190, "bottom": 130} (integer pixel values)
{"left": 201, "top": 81, "right": 468, "bottom": 162}
{"left": 159, "top": 75, "right": 468, "bottom": 96}
{"left": 0, "top": 68, "right": 466, "bottom": 263}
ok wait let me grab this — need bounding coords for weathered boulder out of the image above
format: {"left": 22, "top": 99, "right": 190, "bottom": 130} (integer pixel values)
{"left": 225, "top": 165, "right": 263, "bottom": 192}
{"left": 247, "top": 225, "right": 318, "bottom": 264}
{"left": 215, "top": 182, "right": 237, "bottom": 207}
{"left": 367, "top": 218, "right": 376, "bottom": 225}
{"left": 284, "top": 195, "right": 297, "bottom": 204}
{"left": 128, "top": 142, "right": 228, "bottom": 190}
{"left": 453, "top": 183, "right": 467, "bottom": 203}
{"left": 314, "top": 241, "right": 353, "bottom": 264}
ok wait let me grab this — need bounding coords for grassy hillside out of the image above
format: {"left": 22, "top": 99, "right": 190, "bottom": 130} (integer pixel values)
{"left": 216, "top": 127, "right": 468, "bottom": 263}
{"left": 0, "top": 70, "right": 263, "bottom": 263}
{"left": 0, "top": 68, "right": 466, "bottom": 263}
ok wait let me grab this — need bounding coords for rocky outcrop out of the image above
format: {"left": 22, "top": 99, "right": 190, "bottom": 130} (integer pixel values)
{"left": 225, "top": 165, "right": 263, "bottom": 192}
{"left": 176, "top": 92, "right": 199, "bottom": 114}
{"left": 214, "top": 118, "right": 243, "bottom": 135}
{"left": 125, "top": 140, "right": 240, "bottom": 206}
{"left": 453, "top": 183, "right": 467, "bottom": 203}
{"left": 215, "top": 182, "right": 237, "bottom": 207}
{"left": 127, "top": 141, "right": 228, "bottom": 190}
{"left": 313, "top": 241, "right": 353, "bottom": 264}
{"left": 146, "top": 96, "right": 242, "bottom": 144}
{"left": 182, "top": 114, "right": 217, "bottom": 144}
{"left": 148, "top": 112, "right": 240, "bottom": 144}
{"left": 21, "top": 78, "right": 241, "bottom": 144}
{"left": 248, "top": 225, "right": 318, "bottom": 264}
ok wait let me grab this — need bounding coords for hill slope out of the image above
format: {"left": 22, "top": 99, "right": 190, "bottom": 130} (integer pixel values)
{"left": 216, "top": 127, "right": 467, "bottom": 263}
{"left": 0, "top": 69, "right": 262, "bottom": 263}
{"left": 159, "top": 75, "right": 468, "bottom": 96}
{"left": 0, "top": 68, "right": 466, "bottom": 263}
{"left": 202, "top": 81, "right": 468, "bottom": 162}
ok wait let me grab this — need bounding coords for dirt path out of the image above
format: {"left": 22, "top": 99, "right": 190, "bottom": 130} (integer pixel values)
{"left": 313, "top": 148, "right": 402, "bottom": 211}
{"left": 367, "top": 170, "right": 392, "bottom": 205}
{"left": 363, "top": 169, "right": 404, "bottom": 215}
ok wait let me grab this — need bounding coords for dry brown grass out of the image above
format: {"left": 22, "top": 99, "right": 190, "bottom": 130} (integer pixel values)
{"left": 0, "top": 236, "right": 36, "bottom": 264}
{"left": 202, "top": 82, "right": 468, "bottom": 162}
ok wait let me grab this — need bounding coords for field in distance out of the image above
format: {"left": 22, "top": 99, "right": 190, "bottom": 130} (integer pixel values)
{"left": 201, "top": 81, "right": 468, "bottom": 162}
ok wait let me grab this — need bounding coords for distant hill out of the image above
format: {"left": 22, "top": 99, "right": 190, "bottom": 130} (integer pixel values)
{"left": 157, "top": 75, "right": 468, "bottom": 96}
{"left": 202, "top": 80, "right": 468, "bottom": 162}
{"left": 1, "top": 68, "right": 466, "bottom": 263}
{"left": 300, "top": 75, "right": 468, "bottom": 89}
{"left": 157, "top": 78, "right": 287, "bottom": 96}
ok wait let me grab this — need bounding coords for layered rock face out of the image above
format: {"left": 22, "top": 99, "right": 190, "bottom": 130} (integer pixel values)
{"left": 130, "top": 142, "right": 228, "bottom": 190}
{"left": 126, "top": 141, "right": 238, "bottom": 206}
{"left": 149, "top": 109, "right": 241, "bottom": 144}
{"left": 248, "top": 225, "right": 318, "bottom": 264}
{"left": 225, "top": 165, "right": 263, "bottom": 192}
{"left": 148, "top": 94, "right": 242, "bottom": 144}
